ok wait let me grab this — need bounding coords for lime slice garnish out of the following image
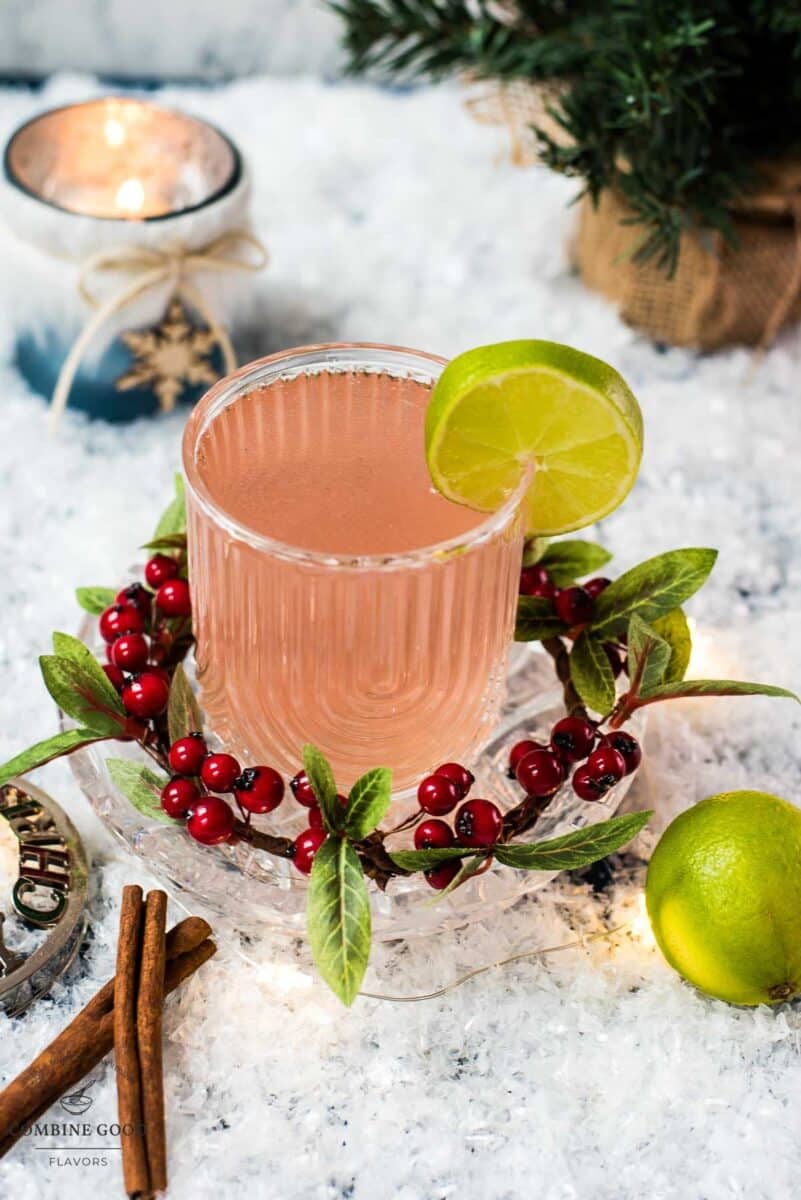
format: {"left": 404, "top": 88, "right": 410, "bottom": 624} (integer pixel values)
{"left": 425, "top": 340, "right": 643, "bottom": 535}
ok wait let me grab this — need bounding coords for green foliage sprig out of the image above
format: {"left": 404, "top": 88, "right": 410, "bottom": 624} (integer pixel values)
{"left": 302, "top": 744, "right": 650, "bottom": 1003}
{"left": 0, "top": 478, "right": 798, "bottom": 1004}
{"left": 330, "top": 0, "right": 801, "bottom": 271}
{"left": 516, "top": 538, "right": 798, "bottom": 724}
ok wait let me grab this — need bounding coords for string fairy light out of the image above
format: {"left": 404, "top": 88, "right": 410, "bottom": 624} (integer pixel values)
{"left": 360, "top": 924, "right": 629, "bottom": 1003}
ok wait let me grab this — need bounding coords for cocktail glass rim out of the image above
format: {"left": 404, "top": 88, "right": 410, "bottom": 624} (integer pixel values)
{"left": 182, "top": 341, "right": 530, "bottom": 571}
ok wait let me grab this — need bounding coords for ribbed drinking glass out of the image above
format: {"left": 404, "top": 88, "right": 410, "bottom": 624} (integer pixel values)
{"left": 182, "top": 344, "right": 527, "bottom": 792}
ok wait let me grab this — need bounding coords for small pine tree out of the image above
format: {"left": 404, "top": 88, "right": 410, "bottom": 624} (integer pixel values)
{"left": 330, "top": 0, "right": 801, "bottom": 271}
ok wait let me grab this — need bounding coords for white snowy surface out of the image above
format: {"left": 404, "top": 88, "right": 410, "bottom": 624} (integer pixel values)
{"left": 0, "top": 0, "right": 343, "bottom": 80}
{"left": 0, "top": 74, "right": 800, "bottom": 1200}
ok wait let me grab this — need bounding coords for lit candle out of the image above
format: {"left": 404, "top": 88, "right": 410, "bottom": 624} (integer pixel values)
{"left": 4, "top": 96, "right": 239, "bottom": 220}
{"left": 0, "top": 97, "right": 264, "bottom": 423}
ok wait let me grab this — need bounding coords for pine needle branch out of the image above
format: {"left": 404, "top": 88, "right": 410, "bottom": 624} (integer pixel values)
{"left": 330, "top": 0, "right": 801, "bottom": 271}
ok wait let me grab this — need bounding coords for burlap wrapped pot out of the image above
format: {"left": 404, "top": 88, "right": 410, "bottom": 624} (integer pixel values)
{"left": 573, "top": 166, "right": 801, "bottom": 350}
{"left": 468, "top": 80, "right": 801, "bottom": 350}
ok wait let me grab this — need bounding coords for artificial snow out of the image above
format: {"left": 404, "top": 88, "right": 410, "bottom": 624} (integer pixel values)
{"left": 0, "top": 74, "right": 800, "bottom": 1200}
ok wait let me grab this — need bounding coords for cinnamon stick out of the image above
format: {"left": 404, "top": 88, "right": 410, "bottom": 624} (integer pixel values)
{"left": 0, "top": 916, "right": 214, "bottom": 1159}
{"left": 137, "top": 891, "right": 168, "bottom": 1195}
{"left": 114, "top": 886, "right": 149, "bottom": 1198}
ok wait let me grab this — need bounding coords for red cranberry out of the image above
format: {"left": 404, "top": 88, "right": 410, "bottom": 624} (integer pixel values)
{"left": 433, "top": 762, "right": 474, "bottom": 800}
{"left": 308, "top": 805, "right": 324, "bottom": 830}
{"left": 156, "top": 579, "right": 192, "bottom": 617}
{"left": 424, "top": 861, "right": 462, "bottom": 890}
{"left": 572, "top": 764, "right": 609, "bottom": 802}
{"left": 520, "top": 564, "right": 552, "bottom": 595}
{"left": 515, "top": 748, "right": 566, "bottom": 798}
{"left": 161, "top": 777, "right": 200, "bottom": 818}
{"left": 121, "top": 672, "right": 170, "bottom": 719}
{"left": 99, "top": 603, "right": 145, "bottom": 643}
{"left": 116, "top": 583, "right": 151, "bottom": 616}
{"left": 414, "top": 818, "right": 455, "bottom": 851}
{"left": 187, "top": 797, "right": 235, "bottom": 845}
{"left": 602, "top": 731, "right": 642, "bottom": 775}
{"left": 168, "top": 733, "right": 208, "bottom": 776}
{"left": 109, "top": 633, "right": 150, "bottom": 672}
{"left": 200, "top": 753, "right": 241, "bottom": 793}
{"left": 148, "top": 666, "right": 172, "bottom": 687}
{"left": 554, "top": 586, "right": 594, "bottom": 627}
{"left": 455, "top": 798, "right": 502, "bottom": 847}
{"left": 417, "top": 774, "right": 461, "bottom": 815}
{"left": 584, "top": 577, "right": 612, "bottom": 599}
{"left": 234, "top": 766, "right": 285, "bottom": 814}
{"left": 550, "top": 716, "right": 597, "bottom": 763}
{"left": 145, "top": 554, "right": 180, "bottom": 588}
{"left": 290, "top": 770, "right": 318, "bottom": 807}
{"left": 292, "top": 828, "right": 327, "bottom": 874}
{"left": 508, "top": 739, "right": 547, "bottom": 777}
{"left": 102, "top": 663, "right": 126, "bottom": 691}
{"left": 586, "top": 745, "right": 626, "bottom": 788}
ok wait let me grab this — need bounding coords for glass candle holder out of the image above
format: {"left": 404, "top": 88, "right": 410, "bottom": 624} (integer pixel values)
{"left": 183, "top": 344, "right": 528, "bottom": 792}
{"left": 0, "top": 96, "right": 263, "bottom": 423}
{"left": 4, "top": 96, "right": 238, "bottom": 219}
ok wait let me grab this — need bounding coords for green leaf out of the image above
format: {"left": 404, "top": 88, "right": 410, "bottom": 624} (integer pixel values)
{"left": 569, "top": 631, "right": 616, "bottom": 715}
{"left": 0, "top": 729, "right": 112, "bottom": 787}
{"left": 637, "top": 679, "right": 800, "bottom": 705}
{"left": 515, "top": 596, "right": 567, "bottom": 642}
{"left": 522, "top": 536, "right": 550, "bottom": 567}
{"left": 106, "top": 759, "right": 173, "bottom": 824}
{"left": 303, "top": 744, "right": 344, "bottom": 834}
{"left": 40, "top": 656, "right": 126, "bottom": 735}
{"left": 75, "top": 587, "right": 117, "bottom": 615}
{"left": 307, "top": 836, "right": 371, "bottom": 1005}
{"left": 153, "top": 473, "right": 186, "bottom": 540}
{"left": 139, "top": 533, "right": 188, "bottom": 553}
{"left": 345, "top": 767, "right": 392, "bottom": 840}
{"left": 493, "top": 811, "right": 652, "bottom": 871}
{"left": 538, "top": 540, "right": 612, "bottom": 587}
{"left": 427, "top": 852, "right": 489, "bottom": 900}
{"left": 167, "top": 664, "right": 203, "bottom": 744}
{"left": 651, "top": 609, "right": 692, "bottom": 683}
{"left": 591, "top": 548, "right": 718, "bottom": 638}
{"left": 51, "top": 633, "right": 125, "bottom": 714}
{"left": 627, "top": 614, "right": 671, "bottom": 696}
{"left": 389, "top": 845, "right": 474, "bottom": 871}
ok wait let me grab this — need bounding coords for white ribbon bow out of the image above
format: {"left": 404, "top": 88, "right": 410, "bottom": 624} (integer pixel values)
{"left": 50, "top": 228, "right": 268, "bottom": 431}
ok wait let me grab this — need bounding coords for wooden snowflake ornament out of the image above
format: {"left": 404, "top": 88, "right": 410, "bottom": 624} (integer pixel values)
{"left": 116, "top": 299, "right": 220, "bottom": 412}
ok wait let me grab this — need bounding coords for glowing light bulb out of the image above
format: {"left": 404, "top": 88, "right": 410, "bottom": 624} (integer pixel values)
{"left": 104, "top": 117, "right": 127, "bottom": 147}
{"left": 115, "top": 178, "right": 145, "bottom": 215}
{"left": 631, "top": 891, "right": 656, "bottom": 949}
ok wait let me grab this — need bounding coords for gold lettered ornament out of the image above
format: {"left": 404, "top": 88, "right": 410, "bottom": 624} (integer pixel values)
{"left": 0, "top": 780, "right": 88, "bottom": 1015}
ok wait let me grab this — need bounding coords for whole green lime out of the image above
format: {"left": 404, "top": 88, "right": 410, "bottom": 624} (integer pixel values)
{"left": 646, "top": 791, "right": 801, "bottom": 1005}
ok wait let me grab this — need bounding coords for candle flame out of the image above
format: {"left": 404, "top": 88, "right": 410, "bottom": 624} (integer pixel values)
{"left": 104, "top": 117, "right": 127, "bottom": 147}
{"left": 115, "top": 178, "right": 145, "bottom": 215}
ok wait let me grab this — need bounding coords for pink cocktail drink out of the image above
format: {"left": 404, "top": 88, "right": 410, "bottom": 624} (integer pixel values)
{"left": 183, "top": 345, "right": 525, "bottom": 791}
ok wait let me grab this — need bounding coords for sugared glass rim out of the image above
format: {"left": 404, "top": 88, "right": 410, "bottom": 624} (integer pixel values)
{"left": 3, "top": 96, "right": 242, "bottom": 223}
{"left": 182, "top": 342, "right": 530, "bottom": 570}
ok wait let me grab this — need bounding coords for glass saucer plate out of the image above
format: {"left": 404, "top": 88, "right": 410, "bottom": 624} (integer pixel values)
{"left": 68, "top": 613, "right": 644, "bottom": 942}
